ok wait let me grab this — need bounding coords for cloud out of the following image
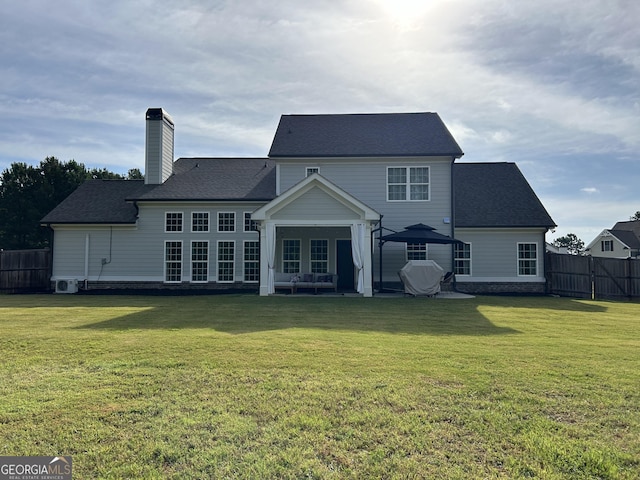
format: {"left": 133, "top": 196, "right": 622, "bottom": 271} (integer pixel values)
{"left": 581, "top": 187, "right": 599, "bottom": 194}
{"left": 0, "top": 0, "right": 638, "bottom": 234}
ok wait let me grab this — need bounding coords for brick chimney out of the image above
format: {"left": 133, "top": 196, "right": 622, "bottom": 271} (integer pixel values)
{"left": 145, "top": 108, "right": 174, "bottom": 185}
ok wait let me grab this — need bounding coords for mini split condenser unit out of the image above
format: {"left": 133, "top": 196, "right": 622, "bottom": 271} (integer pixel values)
{"left": 55, "top": 278, "right": 78, "bottom": 294}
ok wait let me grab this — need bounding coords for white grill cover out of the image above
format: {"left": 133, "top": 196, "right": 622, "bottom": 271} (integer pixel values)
{"left": 398, "top": 260, "right": 445, "bottom": 296}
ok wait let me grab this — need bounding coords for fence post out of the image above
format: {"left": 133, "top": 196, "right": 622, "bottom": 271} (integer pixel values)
{"left": 590, "top": 256, "right": 595, "bottom": 300}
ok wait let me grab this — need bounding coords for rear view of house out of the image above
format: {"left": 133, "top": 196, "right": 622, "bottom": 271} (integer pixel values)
{"left": 41, "top": 108, "right": 555, "bottom": 295}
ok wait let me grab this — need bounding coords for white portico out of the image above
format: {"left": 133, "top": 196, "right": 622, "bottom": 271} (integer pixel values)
{"left": 252, "top": 174, "right": 380, "bottom": 297}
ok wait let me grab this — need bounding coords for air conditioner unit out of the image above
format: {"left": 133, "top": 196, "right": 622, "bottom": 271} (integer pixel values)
{"left": 55, "top": 278, "right": 78, "bottom": 294}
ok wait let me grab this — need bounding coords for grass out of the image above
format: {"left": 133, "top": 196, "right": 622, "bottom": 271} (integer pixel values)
{"left": 0, "top": 294, "right": 638, "bottom": 479}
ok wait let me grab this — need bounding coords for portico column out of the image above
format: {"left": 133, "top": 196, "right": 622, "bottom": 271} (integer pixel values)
{"left": 363, "top": 222, "right": 374, "bottom": 297}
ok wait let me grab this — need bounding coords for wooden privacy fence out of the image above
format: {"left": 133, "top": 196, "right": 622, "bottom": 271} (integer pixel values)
{"left": 546, "top": 252, "right": 640, "bottom": 300}
{"left": 0, "top": 248, "right": 52, "bottom": 293}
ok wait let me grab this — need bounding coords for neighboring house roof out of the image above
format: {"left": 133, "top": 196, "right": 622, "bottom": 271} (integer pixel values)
{"left": 585, "top": 221, "right": 640, "bottom": 252}
{"left": 130, "top": 158, "right": 276, "bottom": 201}
{"left": 41, "top": 179, "right": 153, "bottom": 224}
{"left": 454, "top": 162, "right": 556, "bottom": 228}
{"left": 269, "top": 113, "right": 464, "bottom": 158}
{"left": 611, "top": 220, "right": 640, "bottom": 237}
{"left": 607, "top": 230, "right": 640, "bottom": 250}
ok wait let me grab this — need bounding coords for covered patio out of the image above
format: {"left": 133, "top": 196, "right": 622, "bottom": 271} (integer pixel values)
{"left": 252, "top": 174, "right": 380, "bottom": 297}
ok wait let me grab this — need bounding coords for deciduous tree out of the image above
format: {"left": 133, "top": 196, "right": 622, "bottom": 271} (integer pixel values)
{"left": 0, "top": 157, "right": 141, "bottom": 249}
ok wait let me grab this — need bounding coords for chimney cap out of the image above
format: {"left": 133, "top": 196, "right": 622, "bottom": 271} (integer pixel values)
{"left": 146, "top": 108, "right": 174, "bottom": 126}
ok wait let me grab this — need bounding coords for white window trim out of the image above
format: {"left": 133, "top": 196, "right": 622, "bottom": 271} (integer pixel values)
{"left": 243, "top": 212, "right": 259, "bottom": 233}
{"left": 243, "top": 240, "right": 260, "bottom": 283}
{"left": 454, "top": 242, "right": 472, "bottom": 276}
{"left": 191, "top": 211, "right": 210, "bottom": 233}
{"left": 517, "top": 242, "right": 538, "bottom": 277}
{"left": 386, "top": 166, "right": 430, "bottom": 202}
{"left": 190, "top": 240, "right": 209, "bottom": 283}
{"left": 282, "top": 238, "right": 302, "bottom": 273}
{"left": 164, "top": 211, "right": 184, "bottom": 233}
{"left": 306, "top": 167, "right": 320, "bottom": 177}
{"left": 405, "top": 243, "right": 428, "bottom": 261}
{"left": 217, "top": 240, "right": 235, "bottom": 283}
{"left": 310, "top": 238, "right": 329, "bottom": 273}
{"left": 164, "top": 240, "right": 183, "bottom": 283}
{"left": 217, "top": 211, "right": 236, "bottom": 233}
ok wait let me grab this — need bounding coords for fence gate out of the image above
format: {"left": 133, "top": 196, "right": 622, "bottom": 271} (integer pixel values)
{"left": 546, "top": 252, "right": 640, "bottom": 300}
{"left": 0, "top": 248, "right": 52, "bottom": 293}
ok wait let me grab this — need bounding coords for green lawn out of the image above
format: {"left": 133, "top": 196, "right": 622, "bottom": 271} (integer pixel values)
{"left": 0, "top": 294, "right": 638, "bottom": 479}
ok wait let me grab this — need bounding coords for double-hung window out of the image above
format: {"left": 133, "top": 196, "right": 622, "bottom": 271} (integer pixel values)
{"left": 191, "top": 241, "right": 209, "bottom": 282}
{"left": 282, "top": 239, "right": 301, "bottom": 273}
{"left": 454, "top": 242, "right": 471, "bottom": 275}
{"left": 243, "top": 241, "right": 260, "bottom": 283}
{"left": 387, "top": 167, "right": 429, "bottom": 201}
{"left": 406, "top": 243, "right": 427, "bottom": 261}
{"left": 165, "top": 212, "right": 183, "bottom": 232}
{"left": 217, "top": 241, "right": 235, "bottom": 282}
{"left": 165, "top": 241, "right": 182, "bottom": 282}
{"left": 601, "top": 240, "right": 614, "bottom": 252}
{"left": 517, "top": 243, "right": 537, "bottom": 276}
{"left": 306, "top": 167, "right": 319, "bottom": 177}
{"left": 310, "top": 239, "right": 328, "bottom": 273}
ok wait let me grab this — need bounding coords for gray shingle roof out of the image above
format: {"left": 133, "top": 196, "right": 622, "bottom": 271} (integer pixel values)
{"left": 130, "top": 158, "right": 276, "bottom": 201}
{"left": 609, "top": 229, "right": 640, "bottom": 249}
{"left": 41, "top": 180, "right": 153, "bottom": 224}
{"left": 269, "top": 113, "right": 464, "bottom": 158}
{"left": 454, "top": 162, "right": 556, "bottom": 228}
{"left": 612, "top": 220, "right": 640, "bottom": 237}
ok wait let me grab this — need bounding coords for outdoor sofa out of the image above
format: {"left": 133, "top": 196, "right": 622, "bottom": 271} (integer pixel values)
{"left": 273, "top": 272, "right": 338, "bottom": 294}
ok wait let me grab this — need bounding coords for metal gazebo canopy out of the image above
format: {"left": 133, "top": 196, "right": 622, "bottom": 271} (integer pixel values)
{"left": 377, "top": 223, "right": 462, "bottom": 293}
{"left": 380, "top": 223, "right": 462, "bottom": 245}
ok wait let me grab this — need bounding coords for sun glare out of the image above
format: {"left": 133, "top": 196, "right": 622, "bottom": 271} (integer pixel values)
{"left": 374, "top": 0, "right": 432, "bottom": 30}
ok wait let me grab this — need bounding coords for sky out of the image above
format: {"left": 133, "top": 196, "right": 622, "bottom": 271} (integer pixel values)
{"left": 1, "top": 0, "right": 638, "bottom": 244}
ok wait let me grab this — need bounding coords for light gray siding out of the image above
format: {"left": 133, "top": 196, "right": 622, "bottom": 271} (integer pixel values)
{"left": 274, "top": 226, "right": 348, "bottom": 273}
{"left": 273, "top": 186, "right": 358, "bottom": 221}
{"left": 51, "top": 202, "right": 265, "bottom": 284}
{"left": 145, "top": 115, "right": 174, "bottom": 185}
{"left": 278, "top": 157, "right": 453, "bottom": 233}
{"left": 454, "top": 228, "right": 547, "bottom": 281}
{"left": 277, "top": 156, "right": 455, "bottom": 281}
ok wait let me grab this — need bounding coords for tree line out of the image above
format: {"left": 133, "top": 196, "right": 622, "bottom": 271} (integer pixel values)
{"left": 0, "top": 157, "right": 142, "bottom": 249}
